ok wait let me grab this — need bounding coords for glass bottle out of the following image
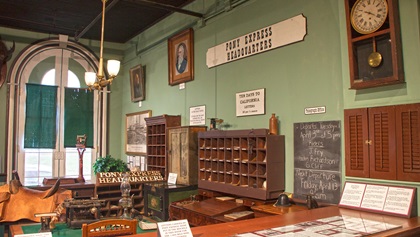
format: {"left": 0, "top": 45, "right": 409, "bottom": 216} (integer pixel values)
{"left": 269, "top": 113, "right": 278, "bottom": 135}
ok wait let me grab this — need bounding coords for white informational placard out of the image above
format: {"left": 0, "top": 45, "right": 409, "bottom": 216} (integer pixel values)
{"left": 236, "top": 88, "right": 265, "bottom": 117}
{"left": 167, "top": 173, "right": 177, "bottom": 184}
{"left": 383, "top": 187, "right": 414, "bottom": 215}
{"left": 189, "top": 105, "right": 206, "bottom": 125}
{"left": 15, "top": 233, "right": 52, "bottom": 237}
{"left": 157, "top": 219, "right": 193, "bottom": 237}
{"left": 360, "top": 184, "right": 388, "bottom": 211}
{"left": 206, "top": 14, "right": 307, "bottom": 68}
{"left": 339, "top": 182, "right": 416, "bottom": 218}
{"left": 304, "top": 106, "right": 326, "bottom": 115}
{"left": 339, "top": 182, "right": 366, "bottom": 207}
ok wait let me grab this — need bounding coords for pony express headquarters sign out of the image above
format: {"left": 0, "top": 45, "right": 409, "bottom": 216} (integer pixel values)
{"left": 96, "top": 171, "right": 164, "bottom": 184}
{"left": 206, "top": 14, "right": 307, "bottom": 68}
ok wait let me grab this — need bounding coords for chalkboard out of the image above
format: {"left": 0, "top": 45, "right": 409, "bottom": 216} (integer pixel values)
{"left": 293, "top": 121, "right": 341, "bottom": 204}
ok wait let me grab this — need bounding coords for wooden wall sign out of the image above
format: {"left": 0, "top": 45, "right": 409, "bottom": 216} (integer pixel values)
{"left": 206, "top": 14, "right": 306, "bottom": 68}
{"left": 96, "top": 171, "right": 164, "bottom": 184}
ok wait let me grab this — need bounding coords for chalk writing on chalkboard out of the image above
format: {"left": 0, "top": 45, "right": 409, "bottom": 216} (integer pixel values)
{"left": 293, "top": 121, "right": 341, "bottom": 204}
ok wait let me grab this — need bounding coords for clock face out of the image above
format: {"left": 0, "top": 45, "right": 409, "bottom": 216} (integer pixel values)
{"left": 351, "top": 0, "right": 388, "bottom": 34}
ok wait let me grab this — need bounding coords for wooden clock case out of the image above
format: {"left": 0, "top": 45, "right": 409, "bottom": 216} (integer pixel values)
{"left": 344, "top": 0, "right": 404, "bottom": 89}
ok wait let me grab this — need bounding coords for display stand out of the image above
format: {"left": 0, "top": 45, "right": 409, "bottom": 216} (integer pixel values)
{"left": 339, "top": 181, "right": 417, "bottom": 218}
{"left": 76, "top": 145, "right": 85, "bottom": 183}
{"left": 42, "top": 135, "right": 87, "bottom": 185}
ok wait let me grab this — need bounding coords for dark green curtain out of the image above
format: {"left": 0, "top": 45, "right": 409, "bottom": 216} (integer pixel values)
{"left": 64, "top": 88, "right": 93, "bottom": 147}
{"left": 24, "top": 84, "right": 58, "bottom": 148}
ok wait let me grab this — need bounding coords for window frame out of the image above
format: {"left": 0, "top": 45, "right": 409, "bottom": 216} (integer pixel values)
{"left": 6, "top": 38, "right": 108, "bottom": 184}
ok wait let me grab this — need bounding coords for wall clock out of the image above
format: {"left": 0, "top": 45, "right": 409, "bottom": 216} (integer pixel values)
{"left": 351, "top": 0, "right": 388, "bottom": 35}
{"left": 344, "top": 0, "right": 404, "bottom": 89}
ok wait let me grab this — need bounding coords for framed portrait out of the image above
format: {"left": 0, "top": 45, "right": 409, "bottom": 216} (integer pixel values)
{"left": 125, "top": 110, "right": 151, "bottom": 155}
{"left": 168, "top": 28, "right": 194, "bottom": 86}
{"left": 130, "top": 64, "right": 145, "bottom": 102}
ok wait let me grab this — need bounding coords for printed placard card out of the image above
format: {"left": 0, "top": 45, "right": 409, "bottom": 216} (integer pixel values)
{"left": 167, "top": 173, "right": 178, "bottom": 184}
{"left": 157, "top": 219, "right": 193, "bottom": 237}
{"left": 383, "top": 187, "right": 414, "bottom": 215}
{"left": 15, "top": 233, "right": 52, "bottom": 237}
{"left": 360, "top": 184, "right": 388, "bottom": 211}
{"left": 339, "top": 182, "right": 366, "bottom": 207}
{"left": 339, "top": 182, "right": 416, "bottom": 218}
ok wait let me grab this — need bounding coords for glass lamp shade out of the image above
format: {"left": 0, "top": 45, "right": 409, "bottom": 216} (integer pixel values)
{"left": 84, "top": 72, "right": 96, "bottom": 86}
{"left": 120, "top": 173, "right": 131, "bottom": 197}
{"left": 107, "top": 60, "right": 120, "bottom": 76}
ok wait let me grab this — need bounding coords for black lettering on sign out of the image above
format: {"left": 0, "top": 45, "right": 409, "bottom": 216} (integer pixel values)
{"left": 293, "top": 121, "right": 341, "bottom": 204}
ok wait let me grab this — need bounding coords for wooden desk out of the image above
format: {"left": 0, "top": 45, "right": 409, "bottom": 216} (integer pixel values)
{"left": 133, "top": 206, "right": 420, "bottom": 237}
{"left": 10, "top": 221, "right": 155, "bottom": 236}
{"left": 250, "top": 203, "right": 308, "bottom": 217}
{"left": 169, "top": 198, "right": 252, "bottom": 226}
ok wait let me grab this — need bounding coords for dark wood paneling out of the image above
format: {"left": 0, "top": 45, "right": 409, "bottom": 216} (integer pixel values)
{"left": 344, "top": 108, "right": 369, "bottom": 177}
{"left": 396, "top": 104, "right": 420, "bottom": 181}
{"left": 369, "top": 106, "right": 396, "bottom": 179}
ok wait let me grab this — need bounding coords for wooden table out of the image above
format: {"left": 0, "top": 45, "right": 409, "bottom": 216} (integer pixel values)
{"left": 10, "top": 206, "right": 420, "bottom": 237}
{"left": 250, "top": 203, "right": 308, "bottom": 217}
{"left": 9, "top": 221, "right": 155, "bottom": 236}
{"left": 169, "top": 198, "right": 251, "bottom": 226}
{"left": 132, "top": 206, "right": 420, "bottom": 237}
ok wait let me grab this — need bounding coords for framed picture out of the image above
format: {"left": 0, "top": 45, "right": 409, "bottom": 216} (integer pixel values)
{"left": 168, "top": 28, "right": 194, "bottom": 86}
{"left": 125, "top": 110, "right": 151, "bottom": 155}
{"left": 130, "top": 64, "right": 145, "bottom": 102}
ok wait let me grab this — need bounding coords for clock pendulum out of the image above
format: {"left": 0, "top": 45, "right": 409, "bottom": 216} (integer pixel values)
{"left": 368, "top": 37, "right": 382, "bottom": 68}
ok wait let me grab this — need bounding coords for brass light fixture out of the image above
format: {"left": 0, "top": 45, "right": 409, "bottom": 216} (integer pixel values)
{"left": 85, "top": 0, "right": 120, "bottom": 91}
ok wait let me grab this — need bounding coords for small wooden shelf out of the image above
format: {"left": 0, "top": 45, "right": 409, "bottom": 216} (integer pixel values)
{"left": 145, "top": 114, "right": 181, "bottom": 180}
{"left": 198, "top": 129, "right": 285, "bottom": 200}
{"left": 95, "top": 182, "right": 143, "bottom": 218}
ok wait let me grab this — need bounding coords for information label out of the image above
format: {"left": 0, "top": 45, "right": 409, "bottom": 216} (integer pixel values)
{"left": 339, "top": 182, "right": 416, "bottom": 218}
{"left": 383, "top": 187, "right": 414, "bottom": 215}
{"left": 167, "top": 173, "right": 177, "bottom": 184}
{"left": 361, "top": 185, "right": 388, "bottom": 211}
{"left": 236, "top": 88, "right": 265, "bottom": 117}
{"left": 15, "top": 233, "right": 52, "bottom": 237}
{"left": 189, "top": 105, "right": 206, "bottom": 125}
{"left": 340, "top": 182, "right": 365, "bottom": 207}
{"left": 157, "top": 219, "right": 193, "bottom": 237}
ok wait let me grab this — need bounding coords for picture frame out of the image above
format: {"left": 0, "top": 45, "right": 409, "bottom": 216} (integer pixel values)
{"left": 168, "top": 28, "right": 194, "bottom": 86}
{"left": 125, "top": 110, "right": 151, "bottom": 155}
{"left": 130, "top": 64, "right": 145, "bottom": 102}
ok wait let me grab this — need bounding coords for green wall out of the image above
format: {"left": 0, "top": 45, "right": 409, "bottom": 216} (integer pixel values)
{"left": 1, "top": 0, "right": 420, "bottom": 212}
{"left": 109, "top": 0, "right": 420, "bottom": 209}
{"left": 113, "top": 0, "right": 345, "bottom": 178}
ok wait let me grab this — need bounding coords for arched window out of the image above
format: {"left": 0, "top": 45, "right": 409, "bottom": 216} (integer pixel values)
{"left": 41, "top": 69, "right": 80, "bottom": 87}
{"left": 6, "top": 38, "right": 109, "bottom": 184}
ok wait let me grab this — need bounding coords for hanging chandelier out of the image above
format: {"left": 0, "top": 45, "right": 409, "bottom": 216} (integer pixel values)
{"left": 85, "top": 0, "right": 120, "bottom": 91}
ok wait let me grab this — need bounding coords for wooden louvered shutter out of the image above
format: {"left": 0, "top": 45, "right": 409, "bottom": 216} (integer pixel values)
{"left": 344, "top": 108, "right": 369, "bottom": 177}
{"left": 396, "top": 103, "right": 420, "bottom": 181}
{"left": 368, "top": 106, "right": 397, "bottom": 180}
